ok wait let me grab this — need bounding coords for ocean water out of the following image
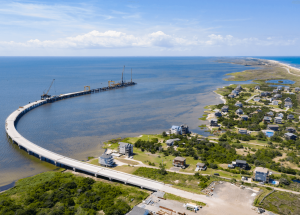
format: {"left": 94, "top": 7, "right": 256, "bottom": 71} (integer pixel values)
{"left": 0, "top": 57, "right": 255, "bottom": 188}
{"left": 255, "top": 56, "right": 300, "bottom": 69}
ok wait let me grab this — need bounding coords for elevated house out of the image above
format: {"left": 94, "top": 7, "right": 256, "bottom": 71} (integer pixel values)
{"left": 228, "top": 93, "right": 235, "bottom": 98}
{"left": 285, "top": 86, "right": 290, "bottom": 91}
{"left": 272, "top": 100, "right": 279, "bottom": 105}
{"left": 238, "top": 128, "right": 248, "bottom": 135}
{"left": 277, "top": 86, "right": 283, "bottom": 91}
{"left": 173, "top": 157, "right": 186, "bottom": 168}
{"left": 166, "top": 138, "right": 180, "bottom": 146}
{"left": 285, "top": 133, "right": 297, "bottom": 140}
{"left": 214, "top": 110, "right": 222, "bottom": 117}
{"left": 263, "top": 116, "right": 272, "bottom": 123}
{"left": 277, "top": 113, "right": 284, "bottom": 118}
{"left": 232, "top": 160, "right": 249, "bottom": 170}
{"left": 241, "top": 115, "right": 249, "bottom": 121}
{"left": 267, "top": 124, "right": 279, "bottom": 131}
{"left": 196, "top": 163, "right": 207, "bottom": 171}
{"left": 170, "top": 125, "right": 182, "bottom": 135}
{"left": 236, "top": 85, "right": 243, "bottom": 91}
{"left": 255, "top": 86, "right": 260, "bottom": 90}
{"left": 232, "top": 90, "right": 239, "bottom": 96}
{"left": 285, "top": 97, "right": 292, "bottom": 102}
{"left": 274, "top": 117, "right": 282, "bottom": 124}
{"left": 235, "top": 101, "right": 243, "bottom": 107}
{"left": 210, "top": 118, "right": 218, "bottom": 126}
{"left": 295, "top": 87, "right": 300, "bottom": 92}
{"left": 254, "top": 167, "right": 269, "bottom": 183}
{"left": 286, "top": 127, "right": 296, "bottom": 133}
{"left": 261, "top": 92, "right": 270, "bottom": 97}
{"left": 284, "top": 102, "right": 293, "bottom": 108}
{"left": 221, "top": 105, "right": 229, "bottom": 112}
{"left": 181, "top": 124, "right": 190, "bottom": 135}
{"left": 287, "top": 114, "right": 295, "bottom": 120}
{"left": 274, "top": 94, "right": 282, "bottom": 99}
{"left": 99, "top": 153, "right": 115, "bottom": 167}
{"left": 118, "top": 142, "right": 133, "bottom": 157}
{"left": 253, "top": 97, "right": 261, "bottom": 102}
{"left": 273, "top": 89, "right": 278, "bottom": 94}
{"left": 266, "top": 111, "right": 274, "bottom": 117}
{"left": 236, "top": 108, "right": 243, "bottom": 115}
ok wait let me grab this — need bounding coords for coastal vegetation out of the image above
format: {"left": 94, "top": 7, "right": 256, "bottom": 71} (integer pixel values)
{"left": 0, "top": 171, "right": 148, "bottom": 215}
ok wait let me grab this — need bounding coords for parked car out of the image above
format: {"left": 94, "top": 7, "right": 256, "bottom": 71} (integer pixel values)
{"left": 214, "top": 173, "right": 220, "bottom": 176}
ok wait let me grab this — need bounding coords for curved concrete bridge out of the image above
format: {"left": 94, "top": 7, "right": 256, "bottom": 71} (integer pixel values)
{"left": 5, "top": 89, "right": 220, "bottom": 205}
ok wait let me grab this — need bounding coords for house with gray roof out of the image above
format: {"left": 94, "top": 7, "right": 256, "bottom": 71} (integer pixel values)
{"left": 255, "top": 86, "right": 260, "bottom": 90}
{"left": 285, "top": 133, "right": 297, "bottom": 140}
{"left": 254, "top": 167, "right": 269, "bottom": 183}
{"left": 285, "top": 102, "right": 293, "bottom": 108}
{"left": 277, "top": 86, "right": 283, "bottom": 91}
{"left": 99, "top": 153, "right": 115, "bottom": 167}
{"left": 228, "top": 94, "right": 235, "bottom": 98}
{"left": 118, "top": 142, "right": 133, "bottom": 157}
{"left": 287, "top": 114, "right": 295, "bottom": 120}
{"left": 285, "top": 97, "right": 292, "bottom": 102}
{"left": 272, "top": 100, "right": 279, "bottom": 105}
{"left": 241, "top": 115, "right": 249, "bottom": 121}
{"left": 286, "top": 127, "right": 296, "bottom": 133}
{"left": 267, "top": 125, "right": 279, "bottom": 131}
{"left": 238, "top": 128, "right": 248, "bottom": 135}
{"left": 235, "top": 101, "right": 243, "bottom": 107}
{"left": 236, "top": 108, "right": 243, "bottom": 115}
{"left": 221, "top": 105, "right": 229, "bottom": 112}
{"left": 166, "top": 138, "right": 180, "bottom": 146}
{"left": 263, "top": 116, "right": 272, "bottom": 123}
{"left": 295, "top": 87, "right": 300, "bottom": 92}
{"left": 210, "top": 118, "right": 218, "bottom": 126}
{"left": 274, "top": 94, "right": 282, "bottom": 99}
{"left": 274, "top": 117, "right": 282, "bottom": 124}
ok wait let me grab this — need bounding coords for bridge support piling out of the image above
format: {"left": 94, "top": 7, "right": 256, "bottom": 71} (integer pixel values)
{"left": 73, "top": 168, "right": 76, "bottom": 172}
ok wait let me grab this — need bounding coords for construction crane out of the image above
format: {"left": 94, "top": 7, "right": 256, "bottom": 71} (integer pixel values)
{"left": 41, "top": 79, "right": 55, "bottom": 100}
{"left": 121, "top": 65, "right": 125, "bottom": 85}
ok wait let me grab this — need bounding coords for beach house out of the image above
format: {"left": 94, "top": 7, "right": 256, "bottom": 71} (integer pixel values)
{"left": 267, "top": 125, "right": 279, "bottom": 131}
{"left": 173, "top": 157, "right": 186, "bottom": 168}
{"left": 254, "top": 167, "right": 269, "bottom": 183}
{"left": 221, "top": 105, "right": 229, "bottom": 112}
{"left": 285, "top": 133, "right": 297, "bottom": 140}
{"left": 118, "top": 142, "right": 133, "bottom": 157}
{"left": 274, "top": 117, "right": 282, "bottom": 124}
{"left": 236, "top": 108, "right": 243, "bottom": 115}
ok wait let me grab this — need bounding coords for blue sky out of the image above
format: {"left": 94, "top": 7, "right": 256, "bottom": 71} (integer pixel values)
{"left": 0, "top": 0, "right": 299, "bottom": 56}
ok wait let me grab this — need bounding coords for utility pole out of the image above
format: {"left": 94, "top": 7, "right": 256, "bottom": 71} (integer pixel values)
{"left": 131, "top": 68, "right": 132, "bottom": 83}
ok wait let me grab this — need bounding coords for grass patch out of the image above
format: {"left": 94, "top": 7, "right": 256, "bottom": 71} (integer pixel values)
{"left": 164, "top": 193, "right": 206, "bottom": 207}
{"left": 115, "top": 158, "right": 139, "bottom": 165}
{"left": 260, "top": 191, "right": 300, "bottom": 215}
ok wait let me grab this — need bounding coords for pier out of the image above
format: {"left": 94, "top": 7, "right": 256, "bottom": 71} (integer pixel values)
{"left": 5, "top": 84, "right": 166, "bottom": 191}
{"left": 4, "top": 83, "right": 219, "bottom": 205}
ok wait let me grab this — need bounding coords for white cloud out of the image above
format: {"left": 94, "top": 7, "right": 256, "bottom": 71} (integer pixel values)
{"left": 0, "top": 30, "right": 297, "bottom": 50}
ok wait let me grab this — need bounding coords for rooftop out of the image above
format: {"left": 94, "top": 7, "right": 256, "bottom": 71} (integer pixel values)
{"left": 118, "top": 142, "right": 132, "bottom": 147}
{"left": 255, "top": 167, "right": 269, "bottom": 173}
{"left": 236, "top": 160, "right": 247, "bottom": 164}
{"left": 174, "top": 157, "right": 186, "bottom": 161}
{"left": 100, "top": 154, "right": 113, "bottom": 159}
{"left": 197, "top": 163, "right": 206, "bottom": 167}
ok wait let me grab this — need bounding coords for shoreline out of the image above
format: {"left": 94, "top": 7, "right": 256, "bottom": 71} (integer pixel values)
{"left": 262, "top": 59, "right": 300, "bottom": 74}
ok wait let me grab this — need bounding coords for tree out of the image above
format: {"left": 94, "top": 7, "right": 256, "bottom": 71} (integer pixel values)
{"left": 162, "top": 131, "right": 167, "bottom": 137}
{"left": 158, "top": 163, "right": 167, "bottom": 175}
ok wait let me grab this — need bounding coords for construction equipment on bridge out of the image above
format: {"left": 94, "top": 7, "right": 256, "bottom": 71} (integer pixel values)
{"left": 108, "top": 80, "right": 115, "bottom": 87}
{"left": 41, "top": 79, "right": 55, "bottom": 100}
{"left": 84, "top": 86, "right": 91, "bottom": 91}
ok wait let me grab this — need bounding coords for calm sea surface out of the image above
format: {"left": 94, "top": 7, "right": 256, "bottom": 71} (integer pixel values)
{"left": 0, "top": 57, "right": 259, "bottom": 188}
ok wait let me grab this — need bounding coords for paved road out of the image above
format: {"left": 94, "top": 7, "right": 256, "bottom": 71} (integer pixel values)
{"left": 246, "top": 93, "right": 259, "bottom": 103}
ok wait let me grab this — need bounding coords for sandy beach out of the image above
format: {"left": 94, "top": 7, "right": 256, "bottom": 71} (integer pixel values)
{"left": 265, "top": 59, "right": 300, "bottom": 74}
